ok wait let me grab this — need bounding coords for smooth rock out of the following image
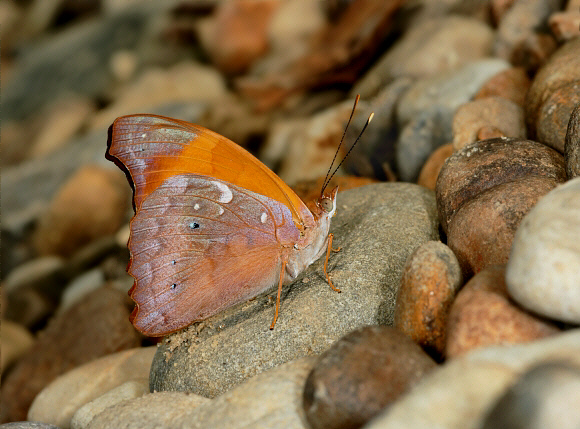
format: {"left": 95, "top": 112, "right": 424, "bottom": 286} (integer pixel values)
{"left": 481, "top": 361, "right": 580, "bottom": 429}
{"left": 90, "top": 61, "right": 225, "bottom": 130}
{"left": 436, "top": 138, "right": 566, "bottom": 234}
{"left": 565, "top": 103, "right": 580, "bottom": 179}
{"left": 0, "top": 287, "right": 140, "bottom": 423}
{"left": 549, "top": 8, "right": 580, "bottom": 41}
{"left": 57, "top": 268, "right": 106, "bottom": 314}
{"left": 363, "top": 329, "right": 580, "bottom": 429}
{"left": 452, "top": 97, "right": 525, "bottom": 151}
{"left": 150, "top": 183, "right": 439, "bottom": 398}
{"left": 0, "top": 321, "right": 35, "bottom": 375}
{"left": 394, "top": 241, "right": 462, "bottom": 359}
{"left": 446, "top": 265, "right": 559, "bottom": 358}
{"left": 88, "top": 357, "right": 315, "bottom": 429}
{"left": 33, "top": 165, "right": 128, "bottom": 257}
{"left": 417, "top": 144, "right": 453, "bottom": 191}
{"left": 397, "top": 59, "right": 510, "bottom": 128}
{"left": 71, "top": 379, "right": 149, "bottom": 429}
{"left": 506, "top": 177, "right": 580, "bottom": 324}
{"left": 303, "top": 326, "right": 436, "bottom": 429}
{"left": 354, "top": 16, "right": 494, "bottom": 97}
{"left": 28, "top": 347, "right": 155, "bottom": 428}
{"left": 493, "top": 0, "right": 561, "bottom": 67}
{"left": 396, "top": 107, "right": 451, "bottom": 183}
{"left": 474, "top": 67, "right": 531, "bottom": 108}
{"left": 526, "top": 37, "right": 580, "bottom": 152}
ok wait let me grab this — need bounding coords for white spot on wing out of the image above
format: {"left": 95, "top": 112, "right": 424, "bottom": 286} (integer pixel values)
{"left": 140, "top": 133, "right": 146, "bottom": 138}
{"left": 219, "top": 207, "right": 224, "bottom": 215}
{"left": 260, "top": 212, "right": 267, "bottom": 224}
{"left": 194, "top": 203, "right": 200, "bottom": 210}
{"left": 213, "top": 181, "right": 233, "bottom": 203}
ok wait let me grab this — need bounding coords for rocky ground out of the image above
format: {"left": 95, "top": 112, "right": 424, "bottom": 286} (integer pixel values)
{"left": 1, "top": 0, "right": 580, "bottom": 428}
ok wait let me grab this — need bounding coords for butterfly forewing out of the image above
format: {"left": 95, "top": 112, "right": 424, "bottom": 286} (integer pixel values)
{"left": 128, "top": 174, "right": 300, "bottom": 336}
{"left": 108, "top": 114, "right": 314, "bottom": 228}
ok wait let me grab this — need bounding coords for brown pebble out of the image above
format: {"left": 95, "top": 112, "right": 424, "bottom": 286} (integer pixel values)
{"left": 565, "top": 104, "right": 580, "bottom": 179}
{"left": 526, "top": 37, "right": 580, "bottom": 150}
{"left": 0, "top": 287, "right": 140, "bottom": 423}
{"left": 34, "top": 165, "right": 129, "bottom": 257}
{"left": 476, "top": 126, "right": 506, "bottom": 140}
{"left": 436, "top": 138, "right": 566, "bottom": 235}
{"left": 303, "top": 326, "right": 436, "bottom": 429}
{"left": 452, "top": 97, "right": 525, "bottom": 151}
{"left": 292, "top": 175, "right": 378, "bottom": 207}
{"left": 446, "top": 265, "right": 559, "bottom": 358}
{"left": 447, "top": 177, "right": 559, "bottom": 278}
{"left": 394, "top": 241, "right": 462, "bottom": 359}
{"left": 475, "top": 67, "right": 531, "bottom": 108}
{"left": 549, "top": 9, "right": 580, "bottom": 42}
{"left": 417, "top": 144, "right": 453, "bottom": 191}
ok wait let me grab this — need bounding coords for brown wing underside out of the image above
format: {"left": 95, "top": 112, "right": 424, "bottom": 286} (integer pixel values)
{"left": 127, "top": 174, "right": 300, "bottom": 336}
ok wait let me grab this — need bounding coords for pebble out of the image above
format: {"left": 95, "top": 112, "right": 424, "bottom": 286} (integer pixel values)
{"left": 417, "top": 144, "right": 453, "bottom": 191}
{"left": 88, "top": 357, "right": 315, "bottom": 429}
{"left": 475, "top": 66, "right": 531, "bottom": 108}
{"left": 71, "top": 379, "right": 149, "bottom": 429}
{"left": 303, "top": 326, "right": 436, "bottom": 429}
{"left": 149, "top": 183, "right": 439, "bottom": 398}
{"left": 481, "top": 361, "right": 580, "bottom": 429}
{"left": 28, "top": 347, "right": 156, "bottom": 428}
{"left": 394, "top": 241, "right": 462, "bottom": 359}
{"left": 33, "top": 165, "right": 128, "bottom": 257}
{"left": 90, "top": 61, "right": 226, "bottom": 130}
{"left": 364, "top": 329, "right": 580, "bottom": 429}
{"left": 548, "top": 0, "right": 580, "bottom": 42}
{"left": 0, "top": 287, "right": 140, "bottom": 423}
{"left": 1, "top": 321, "right": 35, "bottom": 376}
{"left": 446, "top": 265, "right": 559, "bottom": 358}
{"left": 525, "top": 37, "right": 580, "bottom": 153}
{"left": 354, "top": 16, "right": 494, "bottom": 97}
{"left": 493, "top": 0, "right": 561, "bottom": 70}
{"left": 452, "top": 97, "right": 525, "bottom": 151}
{"left": 506, "top": 177, "right": 580, "bottom": 324}
{"left": 565, "top": 104, "right": 580, "bottom": 179}
{"left": 436, "top": 138, "right": 566, "bottom": 277}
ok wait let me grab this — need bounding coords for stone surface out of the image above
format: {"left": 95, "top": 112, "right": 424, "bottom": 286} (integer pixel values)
{"left": 446, "top": 265, "right": 559, "bottom": 358}
{"left": 354, "top": 16, "right": 494, "bottom": 97}
{"left": 526, "top": 37, "right": 580, "bottom": 152}
{"left": 70, "top": 379, "right": 149, "bottom": 429}
{"left": 506, "top": 178, "right": 580, "bottom": 324}
{"left": 452, "top": 97, "right": 525, "bottom": 151}
{"left": 394, "top": 241, "right": 462, "bottom": 359}
{"left": 436, "top": 138, "right": 566, "bottom": 277}
{"left": 1, "top": 321, "right": 35, "bottom": 375}
{"left": 363, "top": 329, "right": 580, "bottom": 429}
{"left": 149, "top": 183, "right": 439, "bottom": 398}
{"left": 88, "top": 357, "right": 315, "bottom": 429}
{"left": 303, "top": 326, "right": 436, "bottom": 429}
{"left": 417, "top": 144, "right": 453, "bottom": 191}
{"left": 549, "top": 9, "right": 580, "bottom": 42}
{"left": 474, "top": 67, "right": 531, "bottom": 108}
{"left": 436, "top": 138, "right": 566, "bottom": 234}
{"left": 28, "top": 347, "right": 156, "bottom": 428}
{"left": 33, "top": 165, "right": 128, "bottom": 257}
{"left": 0, "top": 287, "right": 140, "bottom": 423}
{"left": 565, "top": 103, "right": 580, "bottom": 179}
{"left": 481, "top": 361, "right": 580, "bottom": 429}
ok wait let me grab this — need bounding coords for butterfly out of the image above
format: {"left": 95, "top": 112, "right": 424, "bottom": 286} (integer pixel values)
{"left": 106, "top": 96, "right": 372, "bottom": 336}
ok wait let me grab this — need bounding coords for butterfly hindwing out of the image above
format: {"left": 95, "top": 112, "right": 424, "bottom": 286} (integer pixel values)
{"left": 128, "top": 174, "right": 301, "bottom": 336}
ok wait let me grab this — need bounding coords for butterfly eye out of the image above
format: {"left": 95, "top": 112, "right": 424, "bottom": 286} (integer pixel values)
{"left": 320, "top": 198, "right": 333, "bottom": 213}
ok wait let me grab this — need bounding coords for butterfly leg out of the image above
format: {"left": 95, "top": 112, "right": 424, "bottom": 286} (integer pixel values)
{"left": 270, "top": 260, "right": 288, "bottom": 330}
{"left": 324, "top": 233, "right": 341, "bottom": 293}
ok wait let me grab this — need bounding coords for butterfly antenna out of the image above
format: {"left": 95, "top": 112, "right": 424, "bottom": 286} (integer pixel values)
{"left": 321, "top": 94, "right": 360, "bottom": 197}
{"left": 321, "top": 111, "right": 374, "bottom": 195}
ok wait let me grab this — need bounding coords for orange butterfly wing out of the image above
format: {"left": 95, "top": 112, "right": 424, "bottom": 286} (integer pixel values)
{"left": 107, "top": 114, "right": 314, "bottom": 229}
{"left": 127, "top": 174, "right": 299, "bottom": 336}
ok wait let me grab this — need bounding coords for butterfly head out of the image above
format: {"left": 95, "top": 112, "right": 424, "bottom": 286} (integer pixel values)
{"left": 316, "top": 186, "right": 338, "bottom": 219}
